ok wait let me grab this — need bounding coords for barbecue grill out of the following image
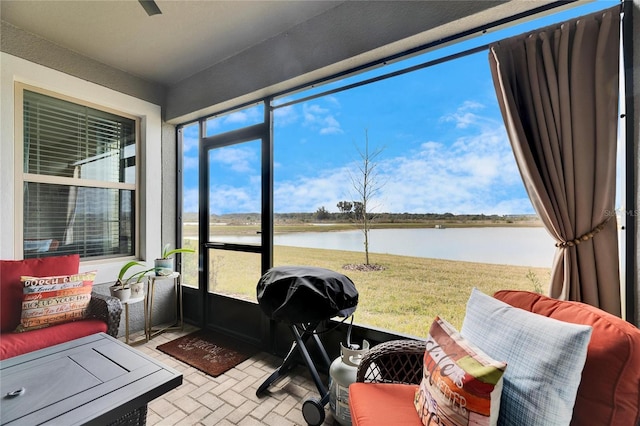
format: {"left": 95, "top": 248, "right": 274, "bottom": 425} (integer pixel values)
{"left": 256, "top": 265, "right": 359, "bottom": 425}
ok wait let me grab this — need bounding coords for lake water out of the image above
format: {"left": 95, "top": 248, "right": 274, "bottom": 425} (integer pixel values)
{"left": 211, "top": 227, "right": 556, "bottom": 268}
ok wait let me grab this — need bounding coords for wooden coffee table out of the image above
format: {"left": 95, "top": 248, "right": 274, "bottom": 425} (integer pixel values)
{"left": 1, "top": 333, "right": 182, "bottom": 425}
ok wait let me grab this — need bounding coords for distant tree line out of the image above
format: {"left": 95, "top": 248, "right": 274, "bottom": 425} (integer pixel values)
{"left": 200, "top": 211, "right": 537, "bottom": 224}
{"left": 306, "top": 208, "right": 535, "bottom": 223}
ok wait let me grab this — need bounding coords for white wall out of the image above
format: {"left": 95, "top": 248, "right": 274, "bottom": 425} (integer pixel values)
{"left": 0, "top": 52, "right": 163, "bottom": 284}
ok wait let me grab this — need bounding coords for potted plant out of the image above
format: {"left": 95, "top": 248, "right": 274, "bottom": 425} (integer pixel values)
{"left": 154, "top": 243, "right": 195, "bottom": 276}
{"left": 128, "top": 266, "right": 156, "bottom": 298}
{"left": 110, "top": 261, "right": 155, "bottom": 301}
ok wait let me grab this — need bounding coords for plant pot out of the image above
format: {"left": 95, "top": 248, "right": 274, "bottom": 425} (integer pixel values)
{"left": 154, "top": 258, "right": 174, "bottom": 276}
{"left": 130, "top": 280, "right": 145, "bottom": 298}
{"left": 110, "top": 286, "right": 131, "bottom": 302}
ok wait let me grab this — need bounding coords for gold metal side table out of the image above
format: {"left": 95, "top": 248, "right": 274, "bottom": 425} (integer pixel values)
{"left": 122, "top": 295, "right": 148, "bottom": 345}
{"left": 146, "top": 272, "right": 183, "bottom": 340}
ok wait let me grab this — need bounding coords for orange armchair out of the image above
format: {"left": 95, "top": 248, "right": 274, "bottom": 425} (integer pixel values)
{"left": 349, "top": 339, "right": 425, "bottom": 426}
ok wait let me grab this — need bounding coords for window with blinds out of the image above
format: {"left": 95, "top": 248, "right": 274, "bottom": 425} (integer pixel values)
{"left": 22, "top": 88, "right": 137, "bottom": 260}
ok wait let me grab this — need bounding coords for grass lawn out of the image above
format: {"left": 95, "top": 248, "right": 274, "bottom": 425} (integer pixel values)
{"left": 182, "top": 241, "right": 550, "bottom": 337}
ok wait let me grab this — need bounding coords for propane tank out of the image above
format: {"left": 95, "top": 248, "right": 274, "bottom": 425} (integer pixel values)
{"left": 329, "top": 340, "right": 370, "bottom": 426}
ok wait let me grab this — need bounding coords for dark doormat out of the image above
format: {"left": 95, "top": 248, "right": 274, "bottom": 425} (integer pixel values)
{"left": 156, "top": 329, "right": 259, "bottom": 377}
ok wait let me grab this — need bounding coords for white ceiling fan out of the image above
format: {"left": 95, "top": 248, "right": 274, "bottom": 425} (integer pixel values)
{"left": 138, "top": 0, "right": 162, "bottom": 16}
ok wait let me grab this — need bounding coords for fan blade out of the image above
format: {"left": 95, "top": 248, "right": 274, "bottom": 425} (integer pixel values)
{"left": 139, "top": 0, "right": 162, "bottom": 16}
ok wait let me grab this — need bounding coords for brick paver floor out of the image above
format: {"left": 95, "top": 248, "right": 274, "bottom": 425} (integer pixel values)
{"left": 124, "top": 325, "right": 338, "bottom": 425}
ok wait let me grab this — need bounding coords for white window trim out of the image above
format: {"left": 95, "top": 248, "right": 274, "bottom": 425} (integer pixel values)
{"left": 16, "top": 82, "right": 140, "bottom": 260}
{"left": 1, "top": 52, "right": 162, "bottom": 284}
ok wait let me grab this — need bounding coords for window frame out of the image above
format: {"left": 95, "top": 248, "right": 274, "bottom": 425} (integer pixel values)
{"left": 176, "top": 1, "right": 633, "bottom": 333}
{"left": 14, "top": 82, "right": 141, "bottom": 260}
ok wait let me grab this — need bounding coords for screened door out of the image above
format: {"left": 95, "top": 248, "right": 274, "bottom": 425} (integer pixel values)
{"left": 199, "top": 123, "right": 272, "bottom": 343}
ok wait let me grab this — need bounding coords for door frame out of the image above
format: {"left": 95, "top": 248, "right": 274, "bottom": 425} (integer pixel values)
{"left": 197, "top": 113, "right": 273, "bottom": 346}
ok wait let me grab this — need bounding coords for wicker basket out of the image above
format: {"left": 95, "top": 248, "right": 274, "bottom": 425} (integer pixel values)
{"left": 356, "top": 339, "right": 426, "bottom": 385}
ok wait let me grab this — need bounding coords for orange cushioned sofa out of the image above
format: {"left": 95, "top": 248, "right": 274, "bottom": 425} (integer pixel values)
{"left": 349, "top": 290, "right": 640, "bottom": 426}
{"left": 0, "top": 254, "right": 122, "bottom": 360}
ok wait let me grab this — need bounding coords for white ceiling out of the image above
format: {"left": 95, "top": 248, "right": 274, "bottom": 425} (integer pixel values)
{"left": 1, "top": 0, "right": 346, "bottom": 85}
{"left": 1, "top": 0, "right": 574, "bottom": 119}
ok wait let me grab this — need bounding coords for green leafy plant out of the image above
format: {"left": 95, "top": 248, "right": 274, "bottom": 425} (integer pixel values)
{"left": 114, "top": 261, "right": 155, "bottom": 289}
{"left": 129, "top": 267, "right": 156, "bottom": 283}
{"left": 160, "top": 243, "right": 195, "bottom": 259}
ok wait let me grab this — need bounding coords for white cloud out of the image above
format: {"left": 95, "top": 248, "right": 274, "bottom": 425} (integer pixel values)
{"left": 210, "top": 185, "right": 260, "bottom": 215}
{"left": 301, "top": 103, "right": 343, "bottom": 135}
{"left": 225, "top": 111, "right": 251, "bottom": 123}
{"left": 210, "top": 146, "right": 257, "bottom": 173}
{"left": 181, "top": 125, "right": 199, "bottom": 171}
{"left": 274, "top": 99, "right": 344, "bottom": 135}
{"left": 324, "top": 96, "right": 341, "bottom": 107}
{"left": 226, "top": 105, "right": 263, "bottom": 124}
{"left": 184, "top": 100, "right": 533, "bottom": 216}
{"left": 441, "top": 100, "right": 487, "bottom": 129}
{"left": 182, "top": 188, "right": 199, "bottom": 213}
{"left": 274, "top": 167, "right": 352, "bottom": 213}
{"left": 274, "top": 105, "right": 298, "bottom": 126}
{"left": 204, "top": 173, "right": 262, "bottom": 215}
{"left": 319, "top": 116, "right": 342, "bottom": 134}
{"left": 373, "top": 109, "right": 527, "bottom": 214}
{"left": 304, "top": 104, "right": 329, "bottom": 117}
{"left": 203, "top": 105, "right": 263, "bottom": 134}
{"left": 273, "top": 101, "right": 532, "bottom": 215}
{"left": 183, "top": 155, "right": 198, "bottom": 170}
{"left": 182, "top": 128, "right": 199, "bottom": 154}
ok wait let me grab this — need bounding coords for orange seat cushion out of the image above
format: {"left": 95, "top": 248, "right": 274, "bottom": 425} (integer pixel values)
{"left": 349, "top": 383, "right": 421, "bottom": 426}
{"left": 494, "top": 290, "right": 640, "bottom": 426}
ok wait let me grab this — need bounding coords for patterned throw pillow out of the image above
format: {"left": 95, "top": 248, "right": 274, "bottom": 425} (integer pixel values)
{"left": 15, "top": 271, "right": 97, "bottom": 332}
{"left": 414, "top": 316, "right": 507, "bottom": 426}
{"left": 461, "top": 288, "right": 593, "bottom": 426}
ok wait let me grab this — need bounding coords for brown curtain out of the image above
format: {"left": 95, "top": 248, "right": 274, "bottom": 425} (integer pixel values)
{"left": 489, "top": 7, "right": 621, "bottom": 315}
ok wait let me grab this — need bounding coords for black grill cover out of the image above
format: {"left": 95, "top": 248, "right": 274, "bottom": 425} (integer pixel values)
{"left": 257, "top": 266, "right": 358, "bottom": 324}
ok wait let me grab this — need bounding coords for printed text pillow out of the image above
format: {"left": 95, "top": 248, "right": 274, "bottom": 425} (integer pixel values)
{"left": 16, "top": 271, "right": 97, "bottom": 332}
{"left": 415, "top": 316, "right": 507, "bottom": 426}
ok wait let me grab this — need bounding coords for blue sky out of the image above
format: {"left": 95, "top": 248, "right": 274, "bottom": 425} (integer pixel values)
{"left": 181, "top": 1, "right": 618, "bottom": 216}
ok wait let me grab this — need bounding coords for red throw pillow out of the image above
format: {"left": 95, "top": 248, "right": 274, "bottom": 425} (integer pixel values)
{"left": 494, "top": 290, "right": 640, "bottom": 426}
{"left": 0, "top": 255, "right": 80, "bottom": 332}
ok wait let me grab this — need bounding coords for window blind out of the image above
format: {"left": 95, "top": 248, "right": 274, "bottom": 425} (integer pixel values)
{"left": 22, "top": 89, "right": 137, "bottom": 259}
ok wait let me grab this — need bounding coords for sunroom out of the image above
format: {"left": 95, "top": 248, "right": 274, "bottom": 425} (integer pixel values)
{"left": 1, "top": 1, "right": 639, "bottom": 425}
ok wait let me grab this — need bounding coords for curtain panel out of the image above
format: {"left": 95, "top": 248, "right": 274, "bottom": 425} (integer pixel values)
{"left": 489, "top": 7, "right": 621, "bottom": 315}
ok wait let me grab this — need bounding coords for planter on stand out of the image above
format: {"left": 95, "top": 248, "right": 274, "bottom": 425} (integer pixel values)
{"left": 110, "top": 286, "right": 131, "bottom": 302}
{"left": 154, "top": 258, "right": 174, "bottom": 276}
{"left": 130, "top": 280, "right": 145, "bottom": 299}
